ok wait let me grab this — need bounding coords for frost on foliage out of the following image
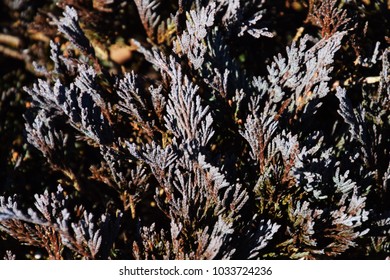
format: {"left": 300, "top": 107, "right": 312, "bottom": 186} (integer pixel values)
{"left": 336, "top": 87, "right": 367, "bottom": 146}
{"left": 127, "top": 141, "right": 177, "bottom": 187}
{"left": 131, "top": 143, "right": 249, "bottom": 259}
{"left": 335, "top": 48, "right": 390, "bottom": 172}
{"left": 173, "top": 2, "right": 216, "bottom": 70}
{"left": 25, "top": 6, "right": 112, "bottom": 150}
{"left": 132, "top": 223, "right": 171, "bottom": 260}
{"left": 219, "top": 0, "right": 273, "bottom": 39}
{"left": 284, "top": 188, "right": 369, "bottom": 259}
{"left": 238, "top": 28, "right": 374, "bottom": 259}
{"left": 117, "top": 72, "right": 147, "bottom": 122}
{"left": 240, "top": 96, "right": 278, "bottom": 165}
{"left": 248, "top": 219, "right": 281, "bottom": 259}
{"left": 99, "top": 145, "right": 150, "bottom": 203}
{"left": 165, "top": 72, "right": 214, "bottom": 147}
{"left": 134, "top": 0, "right": 161, "bottom": 41}
{"left": 325, "top": 189, "right": 370, "bottom": 257}
{"left": 237, "top": 3, "right": 273, "bottom": 38}
{"left": 262, "top": 32, "right": 345, "bottom": 116}
{"left": 241, "top": 32, "right": 348, "bottom": 192}
{"left": 24, "top": 61, "right": 113, "bottom": 146}
{"left": 24, "top": 110, "right": 68, "bottom": 168}
{"left": 126, "top": 48, "right": 250, "bottom": 258}
{"left": 53, "top": 6, "right": 95, "bottom": 56}
{"left": 284, "top": 201, "right": 324, "bottom": 259}
{"left": 5, "top": 2, "right": 389, "bottom": 260}
{"left": 333, "top": 168, "right": 357, "bottom": 195}
{"left": 242, "top": 32, "right": 346, "bottom": 169}
{"left": 0, "top": 186, "right": 121, "bottom": 259}
{"left": 134, "top": 218, "right": 237, "bottom": 260}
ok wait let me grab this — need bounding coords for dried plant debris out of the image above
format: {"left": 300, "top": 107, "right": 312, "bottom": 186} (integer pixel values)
{"left": 0, "top": 0, "right": 389, "bottom": 259}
